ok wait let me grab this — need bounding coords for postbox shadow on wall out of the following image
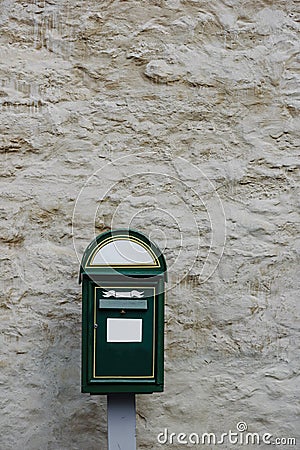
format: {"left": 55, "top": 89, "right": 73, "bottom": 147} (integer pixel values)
{"left": 79, "top": 229, "right": 167, "bottom": 394}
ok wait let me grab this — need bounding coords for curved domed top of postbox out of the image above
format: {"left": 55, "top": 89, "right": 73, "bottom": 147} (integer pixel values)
{"left": 79, "top": 229, "right": 167, "bottom": 283}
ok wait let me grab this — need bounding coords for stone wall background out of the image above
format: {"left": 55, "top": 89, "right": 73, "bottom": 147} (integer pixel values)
{"left": 0, "top": 0, "right": 299, "bottom": 449}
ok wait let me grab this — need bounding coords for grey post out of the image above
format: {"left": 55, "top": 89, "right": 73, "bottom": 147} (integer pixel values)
{"left": 107, "top": 393, "right": 136, "bottom": 450}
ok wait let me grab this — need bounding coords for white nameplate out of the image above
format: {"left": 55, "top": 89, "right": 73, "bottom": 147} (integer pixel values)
{"left": 107, "top": 318, "right": 142, "bottom": 342}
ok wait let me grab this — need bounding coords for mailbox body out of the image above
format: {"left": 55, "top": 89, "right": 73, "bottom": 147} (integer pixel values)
{"left": 80, "top": 230, "right": 167, "bottom": 394}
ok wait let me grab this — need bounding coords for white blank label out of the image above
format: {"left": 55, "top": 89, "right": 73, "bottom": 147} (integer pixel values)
{"left": 107, "top": 318, "right": 142, "bottom": 342}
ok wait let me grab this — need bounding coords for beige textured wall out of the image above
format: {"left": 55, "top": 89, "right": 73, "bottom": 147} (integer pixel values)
{"left": 0, "top": 1, "right": 299, "bottom": 449}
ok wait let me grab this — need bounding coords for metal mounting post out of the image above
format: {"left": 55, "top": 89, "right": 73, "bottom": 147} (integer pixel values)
{"left": 107, "top": 393, "right": 136, "bottom": 450}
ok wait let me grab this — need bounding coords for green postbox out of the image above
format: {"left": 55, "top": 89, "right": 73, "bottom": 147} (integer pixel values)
{"left": 79, "top": 229, "right": 167, "bottom": 394}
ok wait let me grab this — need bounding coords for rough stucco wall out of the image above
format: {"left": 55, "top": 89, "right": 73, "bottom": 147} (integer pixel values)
{"left": 0, "top": 0, "right": 299, "bottom": 449}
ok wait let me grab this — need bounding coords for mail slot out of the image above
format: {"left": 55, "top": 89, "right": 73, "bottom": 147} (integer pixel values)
{"left": 79, "top": 229, "right": 167, "bottom": 394}
{"left": 99, "top": 299, "right": 148, "bottom": 310}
